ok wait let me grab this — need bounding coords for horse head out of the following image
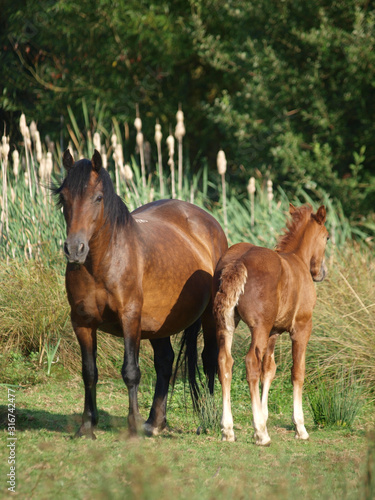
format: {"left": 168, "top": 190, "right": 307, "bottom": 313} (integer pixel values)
{"left": 58, "top": 149, "right": 105, "bottom": 264}
{"left": 308, "top": 205, "right": 329, "bottom": 282}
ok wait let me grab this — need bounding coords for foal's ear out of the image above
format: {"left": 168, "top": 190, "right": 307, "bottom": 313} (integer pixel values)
{"left": 313, "top": 205, "right": 327, "bottom": 225}
{"left": 289, "top": 203, "right": 296, "bottom": 214}
{"left": 63, "top": 149, "right": 74, "bottom": 170}
{"left": 91, "top": 149, "right": 102, "bottom": 172}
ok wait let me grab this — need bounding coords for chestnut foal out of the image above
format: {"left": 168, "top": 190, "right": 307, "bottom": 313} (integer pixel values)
{"left": 213, "top": 204, "right": 329, "bottom": 445}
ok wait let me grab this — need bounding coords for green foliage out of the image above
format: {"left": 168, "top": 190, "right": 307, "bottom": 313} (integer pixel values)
{"left": 44, "top": 336, "right": 61, "bottom": 376}
{"left": 307, "top": 372, "right": 364, "bottom": 428}
{"left": 196, "top": 384, "right": 221, "bottom": 435}
{"left": 1, "top": 0, "right": 375, "bottom": 217}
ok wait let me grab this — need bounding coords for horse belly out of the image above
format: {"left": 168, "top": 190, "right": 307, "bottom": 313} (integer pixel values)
{"left": 140, "top": 269, "right": 212, "bottom": 339}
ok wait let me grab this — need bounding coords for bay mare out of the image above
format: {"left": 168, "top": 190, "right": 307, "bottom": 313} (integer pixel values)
{"left": 54, "top": 150, "right": 228, "bottom": 438}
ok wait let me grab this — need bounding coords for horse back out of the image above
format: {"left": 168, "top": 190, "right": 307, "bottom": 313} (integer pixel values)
{"left": 133, "top": 199, "right": 228, "bottom": 271}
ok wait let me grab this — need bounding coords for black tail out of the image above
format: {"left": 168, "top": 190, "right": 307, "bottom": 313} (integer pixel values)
{"left": 172, "top": 319, "right": 202, "bottom": 411}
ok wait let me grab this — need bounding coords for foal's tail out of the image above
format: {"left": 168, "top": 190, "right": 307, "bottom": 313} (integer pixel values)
{"left": 172, "top": 319, "right": 202, "bottom": 411}
{"left": 213, "top": 260, "right": 248, "bottom": 337}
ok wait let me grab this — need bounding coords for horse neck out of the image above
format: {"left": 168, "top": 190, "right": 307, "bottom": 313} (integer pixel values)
{"left": 292, "top": 224, "right": 316, "bottom": 267}
{"left": 87, "top": 216, "right": 135, "bottom": 270}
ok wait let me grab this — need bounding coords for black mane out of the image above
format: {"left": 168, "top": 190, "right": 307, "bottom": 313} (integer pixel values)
{"left": 52, "top": 159, "right": 131, "bottom": 228}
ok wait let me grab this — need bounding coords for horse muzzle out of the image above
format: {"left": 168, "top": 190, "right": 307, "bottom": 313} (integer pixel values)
{"left": 312, "top": 261, "right": 327, "bottom": 282}
{"left": 63, "top": 236, "right": 89, "bottom": 264}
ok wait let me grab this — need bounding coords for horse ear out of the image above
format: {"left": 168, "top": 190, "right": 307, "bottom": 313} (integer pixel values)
{"left": 314, "top": 205, "right": 327, "bottom": 225}
{"left": 63, "top": 149, "right": 74, "bottom": 170}
{"left": 289, "top": 203, "right": 296, "bottom": 214}
{"left": 91, "top": 149, "right": 102, "bottom": 172}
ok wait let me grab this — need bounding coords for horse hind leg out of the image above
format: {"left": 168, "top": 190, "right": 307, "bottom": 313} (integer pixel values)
{"left": 184, "top": 318, "right": 202, "bottom": 410}
{"left": 201, "top": 306, "right": 218, "bottom": 395}
{"left": 144, "top": 337, "right": 174, "bottom": 436}
{"left": 213, "top": 260, "right": 247, "bottom": 442}
{"left": 245, "top": 326, "right": 272, "bottom": 446}
{"left": 290, "top": 321, "right": 312, "bottom": 441}
{"left": 261, "top": 334, "right": 279, "bottom": 423}
{"left": 216, "top": 321, "right": 235, "bottom": 442}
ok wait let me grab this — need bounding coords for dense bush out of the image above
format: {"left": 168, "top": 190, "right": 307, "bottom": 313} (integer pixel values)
{"left": 1, "top": 0, "right": 375, "bottom": 218}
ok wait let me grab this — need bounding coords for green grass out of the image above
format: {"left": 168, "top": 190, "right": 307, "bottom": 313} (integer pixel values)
{"left": 0, "top": 374, "right": 373, "bottom": 500}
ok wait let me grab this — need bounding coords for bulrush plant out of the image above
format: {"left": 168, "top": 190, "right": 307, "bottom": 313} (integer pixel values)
{"left": 247, "top": 176, "right": 256, "bottom": 228}
{"left": 175, "top": 105, "right": 186, "bottom": 195}
{"left": 167, "top": 128, "right": 176, "bottom": 199}
{"left": 216, "top": 149, "right": 228, "bottom": 236}
{"left": 134, "top": 105, "right": 146, "bottom": 189}
{"left": 154, "top": 120, "right": 164, "bottom": 196}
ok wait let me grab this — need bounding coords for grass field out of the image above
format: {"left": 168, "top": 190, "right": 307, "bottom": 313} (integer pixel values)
{"left": 1, "top": 369, "right": 373, "bottom": 500}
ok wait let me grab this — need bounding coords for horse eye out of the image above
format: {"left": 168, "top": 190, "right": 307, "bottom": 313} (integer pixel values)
{"left": 95, "top": 194, "right": 103, "bottom": 203}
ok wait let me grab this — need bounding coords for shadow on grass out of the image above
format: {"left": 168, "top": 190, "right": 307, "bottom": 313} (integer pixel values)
{"left": 0, "top": 405, "right": 128, "bottom": 435}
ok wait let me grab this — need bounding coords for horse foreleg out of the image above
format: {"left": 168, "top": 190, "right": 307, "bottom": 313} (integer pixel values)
{"left": 261, "top": 334, "right": 278, "bottom": 423}
{"left": 246, "top": 328, "right": 270, "bottom": 446}
{"left": 217, "top": 326, "right": 235, "bottom": 442}
{"left": 122, "top": 326, "right": 142, "bottom": 436}
{"left": 75, "top": 326, "right": 98, "bottom": 440}
{"left": 144, "top": 337, "right": 174, "bottom": 436}
{"left": 290, "top": 321, "right": 312, "bottom": 440}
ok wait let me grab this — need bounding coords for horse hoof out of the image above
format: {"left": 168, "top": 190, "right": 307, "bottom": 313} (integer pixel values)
{"left": 221, "top": 435, "right": 236, "bottom": 442}
{"left": 74, "top": 428, "right": 96, "bottom": 440}
{"left": 295, "top": 432, "right": 309, "bottom": 441}
{"left": 254, "top": 432, "right": 271, "bottom": 447}
{"left": 143, "top": 422, "right": 160, "bottom": 437}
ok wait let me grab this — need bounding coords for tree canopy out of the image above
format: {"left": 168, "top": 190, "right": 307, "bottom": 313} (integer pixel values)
{"left": 1, "top": 0, "right": 375, "bottom": 217}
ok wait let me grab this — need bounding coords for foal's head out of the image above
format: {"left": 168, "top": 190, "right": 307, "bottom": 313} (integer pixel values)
{"left": 307, "top": 205, "right": 329, "bottom": 282}
{"left": 54, "top": 150, "right": 129, "bottom": 264}
{"left": 277, "top": 204, "right": 329, "bottom": 282}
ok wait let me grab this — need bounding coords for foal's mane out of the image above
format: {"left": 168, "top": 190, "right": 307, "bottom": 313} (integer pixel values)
{"left": 275, "top": 205, "right": 313, "bottom": 253}
{"left": 52, "top": 159, "right": 131, "bottom": 228}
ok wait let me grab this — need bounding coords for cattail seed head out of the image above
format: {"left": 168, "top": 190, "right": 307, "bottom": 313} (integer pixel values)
{"left": 20, "top": 113, "right": 27, "bottom": 136}
{"left": 93, "top": 132, "right": 101, "bottom": 152}
{"left": 39, "top": 156, "right": 46, "bottom": 181}
{"left": 155, "top": 123, "right": 162, "bottom": 146}
{"left": 1, "top": 135, "right": 10, "bottom": 160}
{"left": 134, "top": 116, "right": 142, "bottom": 132}
{"left": 120, "top": 163, "right": 133, "bottom": 181}
{"left": 166, "top": 134, "right": 175, "bottom": 156}
{"left": 247, "top": 177, "right": 256, "bottom": 195}
{"left": 24, "top": 127, "right": 32, "bottom": 149}
{"left": 267, "top": 179, "right": 274, "bottom": 202}
{"left": 113, "top": 144, "right": 124, "bottom": 167}
{"left": 217, "top": 150, "right": 227, "bottom": 175}
{"left": 101, "top": 146, "right": 107, "bottom": 169}
{"left": 136, "top": 131, "right": 144, "bottom": 148}
{"left": 175, "top": 109, "right": 185, "bottom": 141}
{"left": 46, "top": 152, "right": 53, "bottom": 177}
{"left": 35, "top": 131, "right": 42, "bottom": 163}
{"left": 29, "top": 120, "right": 38, "bottom": 142}
{"left": 12, "top": 149, "right": 19, "bottom": 177}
